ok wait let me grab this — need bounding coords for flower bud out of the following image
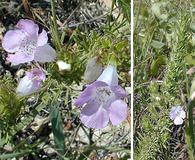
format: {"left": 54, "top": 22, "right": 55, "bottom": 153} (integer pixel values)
{"left": 56, "top": 60, "right": 71, "bottom": 72}
{"left": 84, "top": 57, "right": 103, "bottom": 83}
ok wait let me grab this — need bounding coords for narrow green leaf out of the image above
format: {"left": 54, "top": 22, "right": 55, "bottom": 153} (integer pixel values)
{"left": 50, "top": 0, "right": 61, "bottom": 50}
{"left": 0, "top": 150, "right": 32, "bottom": 159}
{"left": 187, "top": 100, "right": 195, "bottom": 157}
{"left": 150, "top": 55, "right": 166, "bottom": 76}
{"left": 118, "top": 0, "right": 130, "bottom": 22}
{"left": 50, "top": 103, "right": 65, "bottom": 156}
{"left": 185, "top": 54, "right": 195, "bottom": 65}
{"left": 151, "top": 40, "right": 165, "bottom": 49}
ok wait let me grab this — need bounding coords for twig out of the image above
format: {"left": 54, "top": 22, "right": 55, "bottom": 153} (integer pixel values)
{"left": 64, "top": 123, "right": 81, "bottom": 156}
{"left": 22, "top": 0, "right": 33, "bottom": 18}
{"left": 60, "top": 3, "right": 82, "bottom": 28}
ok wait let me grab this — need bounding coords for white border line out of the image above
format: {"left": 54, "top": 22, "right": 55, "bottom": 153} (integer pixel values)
{"left": 131, "top": 0, "right": 134, "bottom": 159}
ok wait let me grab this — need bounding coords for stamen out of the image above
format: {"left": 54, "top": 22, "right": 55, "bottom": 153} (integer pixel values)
{"left": 19, "top": 38, "right": 37, "bottom": 56}
{"left": 94, "top": 86, "right": 114, "bottom": 104}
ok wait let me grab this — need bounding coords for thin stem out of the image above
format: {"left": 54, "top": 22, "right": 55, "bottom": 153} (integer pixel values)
{"left": 51, "top": 0, "right": 61, "bottom": 51}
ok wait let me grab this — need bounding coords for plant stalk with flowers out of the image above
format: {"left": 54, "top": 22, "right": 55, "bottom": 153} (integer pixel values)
{"left": 134, "top": 1, "right": 194, "bottom": 159}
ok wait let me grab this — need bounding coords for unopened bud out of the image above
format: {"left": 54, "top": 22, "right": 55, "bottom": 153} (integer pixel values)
{"left": 57, "top": 60, "right": 71, "bottom": 72}
{"left": 84, "top": 57, "right": 103, "bottom": 83}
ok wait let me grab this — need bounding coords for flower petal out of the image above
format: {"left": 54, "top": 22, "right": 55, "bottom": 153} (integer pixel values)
{"left": 169, "top": 106, "right": 185, "bottom": 121}
{"left": 7, "top": 53, "right": 34, "bottom": 65}
{"left": 26, "top": 68, "right": 46, "bottom": 81}
{"left": 37, "top": 29, "right": 48, "bottom": 46}
{"left": 97, "top": 64, "right": 118, "bottom": 86}
{"left": 109, "top": 100, "right": 127, "bottom": 126}
{"left": 111, "top": 85, "right": 127, "bottom": 99}
{"left": 169, "top": 106, "right": 178, "bottom": 120}
{"left": 74, "top": 81, "right": 108, "bottom": 107}
{"left": 74, "top": 88, "right": 93, "bottom": 107}
{"left": 2, "top": 30, "right": 26, "bottom": 53}
{"left": 16, "top": 19, "right": 39, "bottom": 35}
{"left": 16, "top": 76, "right": 40, "bottom": 96}
{"left": 34, "top": 44, "right": 57, "bottom": 62}
{"left": 174, "top": 116, "right": 184, "bottom": 125}
{"left": 179, "top": 110, "right": 186, "bottom": 119}
{"left": 80, "top": 103, "right": 109, "bottom": 129}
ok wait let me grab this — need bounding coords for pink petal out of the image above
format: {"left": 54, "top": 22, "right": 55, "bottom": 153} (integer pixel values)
{"left": 74, "top": 89, "right": 93, "bottom": 107}
{"left": 37, "top": 29, "right": 48, "bottom": 46}
{"left": 179, "top": 110, "right": 186, "bottom": 119}
{"left": 7, "top": 53, "right": 34, "bottom": 65}
{"left": 34, "top": 44, "right": 57, "bottom": 62}
{"left": 111, "top": 85, "right": 127, "bottom": 99}
{"left": 109, "top": 100, "right": 128, "bottom": 126}
{"left": 80, "top": 103, "right": 109, "bottom": 129}
{"left": 26, "top": 68, "right": 46, "bottom": 81}
{"left": 97, "top": 65, "right": 118, "bottom": 86}
{"left": 169, "top": 106, "right": 177, "bottom": 120}
{"left": 2, "top": 30, "right": 26, "bottom": 53}
{"left": 16, "top": 19, "right": 39, "bottom": 36}
{"left": 174, "top": 116, "right": 184, "bottom": 125}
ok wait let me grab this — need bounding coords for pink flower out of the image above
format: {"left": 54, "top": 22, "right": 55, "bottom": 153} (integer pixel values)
{"left": 74, "top": 65, "right": 128, "bottom": 129}
{"left": 169, "top": 106, "right": 186, "bottom": 125}
{"left": 16, "top": 68, "right": 45, "bottom": 96}
{"left": 2, "top": 19, "right": 57, "bottom": 65}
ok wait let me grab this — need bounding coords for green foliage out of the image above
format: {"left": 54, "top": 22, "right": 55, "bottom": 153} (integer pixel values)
{"left": 163, "top": 12, "right": 190, "bottom": 96}
{"left": 185, "top": 53, "right": 195, "bottom": 65}
{"left": 49, "top": 21, "right": 130, "bottom": 85}
{"left": 0, "top": 76, "right": 24, "bottom": 144}
{"left": 118, "top": 0, "right": 130, "bottom": 22}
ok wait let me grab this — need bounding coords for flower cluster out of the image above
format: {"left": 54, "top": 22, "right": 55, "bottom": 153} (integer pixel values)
{"left": 75, "top": 64, "right": 128, "bottom": 129}
{"left": 2, "top": 19, "right": 56, "bottom": 96}
{"left": 2, "top": 19, "right": 128, "bottom": 129}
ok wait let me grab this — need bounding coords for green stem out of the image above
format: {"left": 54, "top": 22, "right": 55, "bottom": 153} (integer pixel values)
{"left": 51, "top": 0, "right": 61, "bottom": 51}
{"left": 187, "top": 100, "right": 195, "bottom": 157}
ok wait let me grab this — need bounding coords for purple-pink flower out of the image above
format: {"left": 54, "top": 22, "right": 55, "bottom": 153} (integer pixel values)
{"left": 75, "top": 64, "right": 128, "bottom": 129}
{"left": 2, "top": 19, "right": 56, "bottom": 65}
{"left": 16, "top": 68, "right": 45, "bottom": 96}
{"left": 169, "top": 106, "right": 186, "bottom": 125}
